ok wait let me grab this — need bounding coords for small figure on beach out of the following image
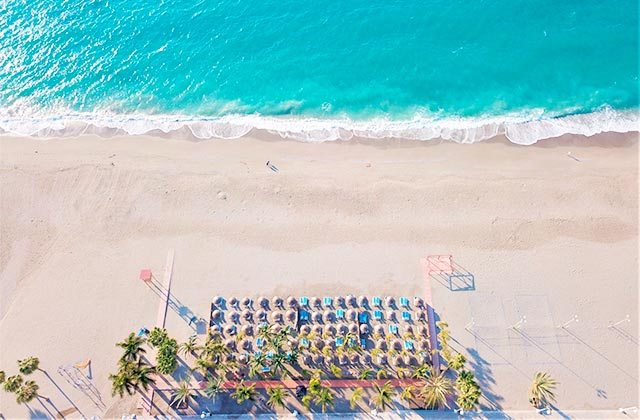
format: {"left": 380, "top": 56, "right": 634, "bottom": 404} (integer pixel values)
{"left": 266, "top": 161, "right": 279, "bottom": 172}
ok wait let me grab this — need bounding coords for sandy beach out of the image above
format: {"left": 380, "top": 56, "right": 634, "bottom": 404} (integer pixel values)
{"left": 0, "top": 131, "right": 638, "bottom": 418}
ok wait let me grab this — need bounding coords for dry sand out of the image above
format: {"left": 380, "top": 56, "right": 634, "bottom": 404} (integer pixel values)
{"left": 0, "top": 131, "right": 638, "bottom": 418}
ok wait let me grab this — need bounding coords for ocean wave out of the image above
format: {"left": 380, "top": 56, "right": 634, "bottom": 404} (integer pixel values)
{"left": 0, "top": 107, "right": 638, "bottom": 145}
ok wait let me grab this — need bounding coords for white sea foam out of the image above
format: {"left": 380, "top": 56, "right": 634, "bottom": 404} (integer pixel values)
{"left": 0, "top": 106, "right": 637, "bottom": 145}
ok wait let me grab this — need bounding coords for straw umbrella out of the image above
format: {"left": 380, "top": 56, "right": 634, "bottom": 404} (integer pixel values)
{"left": 418, "top": 327, "right": 429, "bottom": 337}
{"left": 312, "top": 297, "right": 322, "bottom": 308}
{"left": 300, "top": 325, "right": 311, "bottom": 335}
{"left": 417, "top": 311, "right": 426, "bottom": 322}
{"left": 335, "top": 296, "right": 345, "bottom": 307}
{"left": 346, "top": 295, "right": 356, "bottom": 307}
{"left": 303, "top": 355, "right": 313, "bottom": 365}
{"left": 238, "top": 353, "right": 249, "bottom": 364}
{"left": 323, "top": 310, "right": 334, "bottom": 323}
{"left": 241, "top": 325, "right": 253, "bottom": 336}
{"left": 349, "top": 323, "right": 359, "bottom": 334}
{"left": 324, "top": 325, "right": 336, "bottom": 336}
{"left": 229, "top": 311, "right": 240, "bottom": 323}
{"left": 272, "top": 325, "right": 282, "bottom": 334}
{"left": 224, "top": 353, "right": 235, "bottom": 363}
{"left": 313, "top": 312, "right": 323, "bottom": 323}
{"left": 224, "top": 325, "right": 236, "bottom": 335}
{"left": 346, "top": 309, "right": 357, "bottom": 322}
{"left": 378, "top": 355, "right": 388, "bottom": 365}
{"left": 407, "top": 356, "right": 419, "bottom": 366}
{"left": 404, "top": 325, "right": 414, "bottom": 335}
{"left": 385, "top": 296, "right": 395, "bottom": 308}
{"left": 357, "top": 295, "right": 368, "bottom": 307}
{"left": 313, "top": 354, "right": 324, "bottom": 365}
{"left": 258, "top": 296, "right": 269, "bottom": 308}
{"left": 286, "top": 309, "right": 296, "bottom": 322}
{"left": 392, "top": 339, "right": 403, "bottom": 351}
{"left": 324, "top": 339, "right": 335, "bottom": 350}
{"left": 314, "top": 339, "right": 325, "bottom": 350}
{"left": 376, "top": 339, "right": 387, "bottom": 350}
{"left": 414, "top": 297, "right": 424, "bottom": 308}
{"left": 213, "top": 296, "right": 224, "bottom": 306}
{"left": 289, "top": 338, "right": 299, "bottom": 349}
{"left": 271, "top": 311, "right": 283, "bottom": 323}
{"left": 312, "top": 325, "right": 324, "bottom": 336}
{"left": 224, "top": 338, "right": 236, "bottom": 351}
{"left": 241, "top": 297, "right": 251, "bottom": 307}
{"left": 392, "top": 355, "right": 403, "bottom": 367}
{"left": 287, "top": 296, "right": 298, "bottom": 308}
{"left": 240, "top": 339, "right": 252, "bottom": 351}
{"left": 338, "top": 324, "right": 348, "bottom": 335}
{"left": 362, "top": 354, "right": 372, "bottom": 364}
{"left": 350, "top": 353, "right": 360, "bottom": 364}
{"left": 420, "top": 340, "right": 430, "bottom": 351}
{"left": 386, "top": 310, "right": 395, "bottom": 321}
{"left": 338, "top": 354, "right": 349, "bottom": 365}
{"left": 242, "top": 309, "right": 252, "bottom": 322}
{"left": 374, "top": 325, "right": 385, "bottom": 336}
{"left": 256, "top": 309, "right": 268, "bottom": 322}
{"left": 229, "top": 297, "right": 239, "bottom": 308}
{"left": 359, "top": 324, "right": 369, "bottom": 335}
{"left": 211, "top": 310, "right": 222, "bottom": 321}
{"left": 272, "top": 296, "right": 283, "bottom": 308}
{"left": 210, "top": 325, "right": 221, "bottom": 334}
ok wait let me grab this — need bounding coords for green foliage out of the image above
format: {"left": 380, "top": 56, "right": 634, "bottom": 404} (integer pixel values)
{"left": 171, "top": 379, "right": 193, "bottom": 408}
{"left": 15, "top": 380, "right": 39, "bottom": 404}
{"left": 412, "top": 364, "right": 431, "bottom": 379}
{"left": 156, "top": 338, "right": 179, "bottom": 375}
{"left": 266, "top": 386, "right": 287, "bottom": 409}
{"left": 17, "top": 357, "right": 40, "bottom": 375}
{"left": 455, "top": 370, "right": 481, "bottom": 411}
{"left": 349, "top": 387, "right": 364, "bottom": 409}
{"left": 149, "top": 327, "right": 169, "bottom": 347}
{"left": 358, "top": 367, "right": 375, "bottom": 380}
{"left": 204, "top": 376, "right": 222, "bottom": 400}
{"left": 420, "top": 373, "right": 453, "bottom": 409}
{"left": 117, "top": 333, "right": 147, "bottom": 362}
{"left": 372, "top": 381, "right": 395, "bottom": 411}
{"left": 314, "top": 387, "right": 334, "bottom": 413}
{"left": 3, "top": 375, "right": 23, "bottom": 393}
{"left": 110, "top": 360, "right": 156, "bottom": 398}
{"left": 0, "top": 370, "right": 5, "bottom": 383}
{"left": 328, "top": 363, "right": 342, "bottom": 378}
{"left": 448, "top": 353, "right": 466, "bottom": 371}
{"left": 231, "top": 381, "right": 256, "bottom": 404}
{"left": 178, "top": 335, "right": 200, "bottom": 357}
{"left": 308, "top": 373, "right": 322, "bottom": 395}
{"left": 529, "top": 371, "right": 558, "bottom": 408}
{"left": 400, "top": 385, "right": 416, "bottom": 403}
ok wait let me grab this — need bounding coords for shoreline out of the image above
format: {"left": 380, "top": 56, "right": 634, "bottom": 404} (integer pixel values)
{"left": 1, "top": 107, "right": 638, "bottom": 145}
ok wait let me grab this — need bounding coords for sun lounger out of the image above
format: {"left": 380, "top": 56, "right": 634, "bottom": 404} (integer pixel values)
{"left": 299, "top": 311, "right": 310, "bottom": 321}
{"left": 404, "top": 340, "right": 414, "bottom": 350}
{"left": 374, "top": 310, "right": 383, "bottom": 320}
{"left": 402, "top": 311, "right": 411, "bottom": 321}
{"left": 262, "top": 366, "right": 271, "bottom": 373}
{"left": 372, "top": 296, "right": 382, "bottom": 307}
{"left": 358, "top": 312, "right": 369, "bottom": 323}
{"left": 360, "top": 338, "right": 366, "bottom": 348}
{"left": 266, "top": 351, "right": 275, "bottom": 358}
{"left": 300, "top": 296, "right": 309, "bottom": 306}
{"left": 256, "top": 338, "right": 265, "bottom": 347}
{"left": 389, "top": 324, "right": 398, "bottom": 334}
{"left": 400, "top": 297, "right": 410, "bottom": 307}
{"left": 335, "top": 337, "right": 344, "bottom": 346}
{"left": 254, "top": 351, "right": 262, "bottom": 357}
{"left": 300, "top": 338, "right": 310, "bottom": 348}
{"left": 323, "top": 297, "right": 333, "bottom": 306}
{"left": 336, "top": 309, "right": 345, "bottom": 319}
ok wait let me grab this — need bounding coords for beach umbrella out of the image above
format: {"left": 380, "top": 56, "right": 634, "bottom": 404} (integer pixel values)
{"left": 374, "top": 325, "right": 385, "bottom": 336}
{"left": 312, "top": 297, "right": 322, "bottom": 308}
{"left": 359, "top": 324, "right": 369, "bottom": 335}
{"left": 338, "top": 324, "right": 348, "bottom": 335}
{"left": 346, "top": 309, "right": 357, "bottom": 321}
{"left": 213, "top": 296, "right": 224, "bottom": 306}
{"left": 357, "top": 295, "right": 367, "bottom": 307}
{"left": 275, "top": 311, "right": 285, "bottom": 323}
{"left": 258, "top": 296, "right": 269, "bottom": 308}
{"left": 323, "top": 310, "right": 335, "bottom": 322}
{"left": 362, "top": 354, "right": 372, "bottom": 364}
{"left": 417, "top": 311, "right": 426, "bottom": 322}
{"left": 242, "top": 325, "right": 253, "bottom": 336}
{"left": 272, "top": 325, "right": 282, "bottom": 334}
{"left": 312, "top": 325, "right": 324, "bottom": 335}
{"left": 313, "top": 312, "right": 323, "bottom": 323}
{"left": 241, "top": 297, "right": 251, "bottom": 307}
{"left": 338, "top": 354, "right": 349, "bottom": 365}
{"left": 350, "top": 353, "right": 360, "bottom": 364}
{"left": 336, "top": 296, "right": 345, "bottom": 307}
{"left": 256, "top": 309, "right": 268, "bottom": 322}
{"left": 386, "top": 310, "right": 395, "bottom": 321}
{"left": 314, "top": 338, "right": 325, "bottom": 350}
{"left": 238, "top": 353, "right": 249, "bottom": 364}
{"left": 385, "top": 296, "right": 395, "bottom": 308}
{"left": 286, "top": 309, "right": 296, "bottom": 322}
{"left": 346, "top": 295, "right": 356, "bottom": 307}
{"left": 224, "top": 353, "right": 236, "bottom": 363}
{"left": 323, "top": 325, "right": 336, "bottom": 336}
{"left": 211, "top": 309, "right": 222, "bottom": 321}
{"left": 303, "top": 355, "right": 313, "bottom": 365}
{"left": 414, "top": 297, "right": 424, "bottom": 308}
{"left": 378, "top": 355, "right": 388, "bottom": 365}
{"left": 392, "top": 339, "right": 402, "bottom": 351}
{"left": 392, "top": 355, "right": 403, "bottom": 367}
{"left": 240, "top": 339, "right": 252, "bottom": 351}
{"left": 404, "top": 325, "right": 414, "bottom": 335}
{"left": 349, "top": 323, "right": 359, "bottom": 334}
{"left": 418, "top": 327, "right": 429, "bottom": 337}
{"left": 229, "top": 311, "right": 240, "bottom": 323}
{"left": 407, "top": 356, "right": 419, "bottom": 366}
{"left": 229, "top": 297, "right": 239, "bottom": 308}
{"left": 224, "top": 325, "right": 236, "bottom": 335}
{"left": 300, "top": 325, "right": 311, "bottom": 335}
{"left": 288, "top": 338, "right": 299, "bottom": 348}
{"left": 312, "top": 354, "right": 324, "bottom": 365}
{"left": 242, "top": 309, "right": 253, "bottom": 321}
{"left": 287, "top": 296, "right": 298, "bottom": 308}
{"left": 272, "top": 296, "right": 283, "bottom": 308}
{"left": 376, "top": 339, "right": 387, "bottom": 350}
{"left": 420, "top": 340, "right": 430, "bottom": 351}
{"left": 224, "top": 338, "right": 236, "bottom": 350}
{"left": 324, "top": 339, "right": 335, "bottom": 349}
{"left": 209, "top": 325, "right": 221, "bottom": 334}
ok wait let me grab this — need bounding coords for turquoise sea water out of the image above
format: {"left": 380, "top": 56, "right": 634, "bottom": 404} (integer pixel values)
{"left": 0, "top": 0, "right": 638, "bottom": 143}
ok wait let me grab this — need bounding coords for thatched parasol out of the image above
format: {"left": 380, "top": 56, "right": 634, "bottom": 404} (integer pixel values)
{"left": 386, "top": 310, "right": 395, "bottom": 321}
{"left": 240, "top": 339, "right": 252, "bottom": 351}
{"left": 323, "top": 310, "right": 335, "bottom": 323}
{"left": 229, "top": 311, "right": 240, "bottom": 323}
{"left": 242, "top": 309, "right": 252, "bottom": 321}
{"left": 417, "top": 311, "right": 426, "bottom": 322}
{"left": 376, "top": 339, "right": 387, "bottom": 350}
{"left": 374, "top": 325, "right": 385, "bottom": 335}
{"left": 312, "top": 325, "right": 323, "bottom": 335}
{"left": 287, "top": 296, "right": 298, "bottom": 308}
{"left": 392, "top": 355, "right": 403, "bottom": 367}
{"left": 418, "top": 327, "right": 429, "bottom": 337}
{"left": 391, "top": 339, "right": 403, "bottom": 351}
{"left": 238, "top": 353, "right": 249, "bottom": 364}
{"left": 229, "top": 297, "right": 239, "bottom": 307}
{"left": 271, "top": 311, "right": 283, "bottom": 323}
{"left": 345, "top": 295, "right": 356, "bottom": 307}
{"left": 288, "top": 338, "right": 299, "bottom": 348}
{"left": 349, "top": 323, "right": 359, "bottom": 334}
{"left": 312, "top": 312, "right": 323, "bottom": 323}
{"left": 241, "top": 325, "right": 253, "bottom": 336}
{"left": 312, "top": 297, "right": 322, "bottom": 308}
{"left": 209, "top": 325, "right": 221, "bottom": 334}
{"left": 407, "top": 356, "right": 419, "bottom": 366}
{"left": 272, "top": 325, "right": 282, "bottom": 334}
{"left": 300, "top": 325, "right": 311, "bottom": 335}
{"left": 213, "top": 296, "right": 224, "bottom": 306}
{"left": 338, "top": 354, "right": 349, "bottom": 365}
{"left": 303, "top": 355, "right": 313, "bottom": 365}
{"left": 256, "top": 309, "right": 268, "bottom": 322}
{"left": 241, "top": 297, "right": 251, "bottom": 307}
{"left": 357, "top": 295, "right": 367, "bottom": 307}
{"left": 286, "top": 309, "right": 296, "bottom": 322}
{"left": 272, "top": 296, "right": 283, "bottom": 308}
{"left": 385, "top": 296, "right": 395, "bottom": 307}
{"left": 350, "top": 353, "right": 360, "bottom": 364}
{"left": 338, "top": 324, "right": 348, "bottom": 335}
{"left": 224, "top": 338, "right": 236, "bottom": 350}
{"left": 378, "top": 355, "right": 388, "bottom": 365}
{"left": 359, "top": 324, "right": 369, "bottom": 335}
{"left": 324, "top": 339, "right": 335, "bottom": 349}
{"left": 414, "top": 297, "right": 424, "bottom": 308}
{"left": 420, "top": 340, "right": 430, "bottom": 351}
{"left": 346, "top": 309, "right": 357, "bottom": 322}
{"left": 323, "top": 325, "right": 336, "bottom": 336}
{"left": 404, "top": 325, "right": 414, "bottom": 335}
{"left": 313, "top": 338, "right": 325, "bottom": 350}
{"left": 335, "top": 296, "right": 345, "bottom": 307}
{"left": 211, "top": 309, "right": 222, "bottom": 321}
{"left": 362, "top": 354, "right": 372, "bottom": 364}
{"left": 258, "top": 296, "right": 269, "bottom": 308}
{"left": 224, "top": 324, "right": 236, "bottom": 335}
{"left": 224, "top": 353, "right": 235, "bottom": 363}
{"left": 313, "top": 354, "right": 324, "bottom": 365}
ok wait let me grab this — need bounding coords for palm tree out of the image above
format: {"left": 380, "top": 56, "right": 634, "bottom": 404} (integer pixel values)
{"left": 130, "top": 361, "right": 156, "bottom": 392}
{"left": 448, "top": 353, "right": 466, "bottom": 371}
{"left": 270, "top": 352, "right": 287, "bottom": 376}
{"left": 529, "top": 371, "right": 558, "bottom": 408}
{"left": 109, "top": 371, "right": 134, "bottom": 397}
{"left": 376, "top": 369, "right": 388, "bottom": 380}
{"left": 314, "top": 387, "right": 334, "bottom": 413}
{"left": 412, "top": 364, "right": 431, "bottom": 379}
{"left": 3, "top": 375, "right": 23, "bottom": 393}
{"left": 193, "top": 355, "right": 215, "bottom": 377}
{"left": 179, "top": 335, "right": 200, "bottom": 358}
{"left": 349, "top": 387, "right": 364, "bottom": 410}
{"left": 400, "top": 384, "right": 416, "bottom": 405}
{"left": 420, "top": 373, "right": 453, "bottom": 409}
{"left": 358, "top": 367, "right": 375, "bottom": 380}
{"left": 171, "top": 379, "right": 194, "bottom": 409}
{"left": 266, "top": 386, "right": 287, "bottom": 410}
{"left": 15, "top": 380, "right": 39, "bottom": 404}
{"left": 204, "top": 375, "right": 223, "bottom": 401}
{"left": 17, "top": 357, "right": 40, "bottom": 375}
{"left": 0, "top": 370, "right": 6, "bottom": 384}
{"left": 308, "top": 373, "right": 322, "bottom": 395}
{"left": 117, "top": 333, "right": 147, "bottom": 362}
{"left": 231, "top": 381, "right": 256, "bottom": 405}
{"left": 372, "top": 381, "right": 395, "bottom": 411}
{"left": 329, "top": 363, "right": 342, "bottom": 378}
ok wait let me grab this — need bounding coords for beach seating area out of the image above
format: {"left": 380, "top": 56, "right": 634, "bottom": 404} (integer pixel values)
{"left": 209, "top": 294, "right": 433, "bottom": 372}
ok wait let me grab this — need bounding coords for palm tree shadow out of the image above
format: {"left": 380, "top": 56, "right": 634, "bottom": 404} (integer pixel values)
{"left": 466, "top": 347, "right": 504, "bottom": 410}
{"left": 42, "top": 370, "right": 86, "bottom": 418}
